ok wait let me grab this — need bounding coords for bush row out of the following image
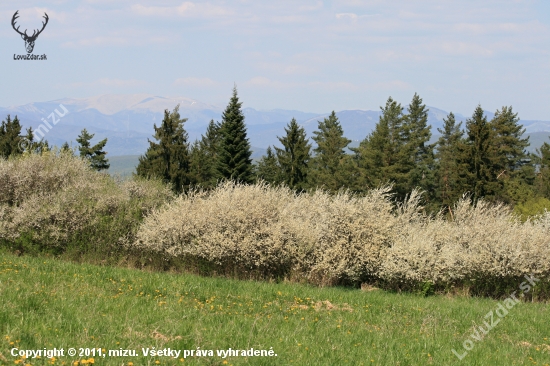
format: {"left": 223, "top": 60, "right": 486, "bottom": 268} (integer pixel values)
{"left": 0, "top": 151, "right": 173, "bottom": 260}
{"left": 2, "top": 152, "right": 549, "bottom": 299}
{"left": 132, "top": 181, "right": 550, "bottom": 298}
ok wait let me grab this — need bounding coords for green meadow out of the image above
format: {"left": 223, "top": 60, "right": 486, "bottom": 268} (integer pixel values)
{"left": 0, "top": 252, "right": 548, "bottom": 366}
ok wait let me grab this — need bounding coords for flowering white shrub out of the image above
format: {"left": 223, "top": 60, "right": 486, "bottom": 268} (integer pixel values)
{"left": 133, "top": 182, "right": 550, "bottom": 289}
{"left": 380, "top": 198, "right": 550, "bottom": 284}
{"left": 2, "top": 152, "right": 548, "bottom": 294}
{"left": 133, "top": 182, "right": 397, "bottom": 284}
{"left": 0, "top": 151, "right": 173, "bottom": 252}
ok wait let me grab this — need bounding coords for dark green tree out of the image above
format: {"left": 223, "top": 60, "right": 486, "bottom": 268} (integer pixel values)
{"left": 490, "top": 106, "right": 535, "bottom": 205}
{"left": 191, "top": 120, "right": 220, "bottom": 188}
{"left": 462, "top": 105, "right": 498, "bottom": 202}
{"left": 309, "top": 111, "right": 353, "bottom": 192}
{"left": 23, "top": 127, "right": 50, "bottom": 154}
{"left": 60, "top": 141, "right": 73, "bottom": 154}
{"left": 0, "top": 115, "right": 23, "bottom": 158}
{"left": 402, "top": 93, "right": 435, "bottom": 200}
{"left": 352, "top": 108, "right": 390, "bottom": 192}
{"left": 189, "top": 140, "right": 211, "bottom": 187}
{"left": 353, "top": 97, "right": 409, "bottom": 199}
{"left": 76, "top": 128, "right": 110, "bottom": 171}
{"left": 535, "top": 139, "right": 550, "bottom": 198}
{"left": 273, "top": 118, "right": 311, "bottom": 191}
{"left": 136, "top": 105, "right": 190, "bottom": 193}
{"left": 216, "top": 87, "right": 254, "bottom": 183}
{"left": 435, "top": 112, "right": 467, "bottom": 210}
{"left": 255, "top": 146, "right": 281, "bottom": 184}
{"left": 490, "top": 106, "right": 530, "bottom": 175}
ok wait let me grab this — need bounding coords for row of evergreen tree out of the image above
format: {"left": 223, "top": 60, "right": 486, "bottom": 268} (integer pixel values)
{"left": 135, "top": 87, "right": 550, "bottom": 214}
{"left": 3, "top": 87, "right": 549, "bottom": 215}
{"left": 0, "top": 115, "right": 109, "bottom": 170}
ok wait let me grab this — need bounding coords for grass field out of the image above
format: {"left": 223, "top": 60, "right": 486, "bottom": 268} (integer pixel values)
{"left": 0, "top": 252, "right": 549, "bottom": 366}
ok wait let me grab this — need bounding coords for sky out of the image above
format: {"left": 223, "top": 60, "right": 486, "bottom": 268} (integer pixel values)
{"left": 1, "top": 0, "right": 549, "bottom": 120}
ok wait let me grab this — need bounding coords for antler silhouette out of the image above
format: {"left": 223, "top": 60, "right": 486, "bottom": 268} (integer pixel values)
{"left": 11, "top": 11, "right": 26, "bottom": 37}
{"left": 12, "top": 10, "right": 49, "bottom": 53}
{"left": 31, "top": 13, "right": 49, "bottom": 39}
{"left": 11, "top": 11, "right": 49, "bottom": 40}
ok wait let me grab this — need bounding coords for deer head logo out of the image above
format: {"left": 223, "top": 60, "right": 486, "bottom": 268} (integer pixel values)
{"left": 12, "top": 10, "right": 49, "bottom": 54}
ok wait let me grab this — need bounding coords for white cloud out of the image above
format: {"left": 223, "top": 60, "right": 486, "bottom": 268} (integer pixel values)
{"left": 174, "top": 77, "right": 218, "bottom": 87}
{"left": 308, "top": 81, "right": 359, "bottom": 91}
{"left": 441, "top": 42, "right": 494, "bottom": 57}
{"left": 245, "top": 77, "right": 296, "bottom": 89}
{"left": 335, "top": 12, "right": 376, "bottom": 21}
{"left": 131, "top": 2, "right": 233, "bottom": 18}
{"left": 61, "top": 37, "right": 127, "bottom": 48}
{"left": 62, "top": 78, "right": 147, "bottom": 89}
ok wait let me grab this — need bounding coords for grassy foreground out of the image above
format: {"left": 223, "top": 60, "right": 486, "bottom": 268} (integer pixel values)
{"left": 0, "top": 253, "right": 549, "bottom": 366}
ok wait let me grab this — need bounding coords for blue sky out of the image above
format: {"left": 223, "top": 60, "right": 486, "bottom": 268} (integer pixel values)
{"left": 1, "top": 0, "right": 549, "bottom": 119}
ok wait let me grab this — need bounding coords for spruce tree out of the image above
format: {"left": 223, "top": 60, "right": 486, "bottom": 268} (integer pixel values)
{"left": 199, "top": 119, "right": 221, "bottom": 188}
{"left": 274, "top": 118, "right": 311, "bottom": 191}
{"left": 352, "top": 107, "right": 391, "bottom": 192}
{"left": 353, "top": 97, "right": 409, "bottom": 199}
{"left": 216, "top": 87, "right": 254, "bottom": 183}
{"left": 23, "top": 127, "right": 50, "bottom": 155}
{"left": 462, "top": 105, "right": 497, "bottom": 202}
{"left": 490, "top": 106, "right": 534, "bottom": 204}
{"left": 136, "top": 105, "right": 190, "bottom": 193}
{"left": 309, "top": 111, "right": 353, "bottom": 192}
{"left": 61, "top": 141, "right": 73, "bottom": 154}
{"left": 490, "top": 106, "right": 530, "bottom": 174}
{"left": 189, "top": 140, "right": 211, "bottom": 187}
{"left": 535, "top": 139, "right": 550, "bottom": 198}
{"left": 402, "top": 93, "right": 435, "bottom": 200}
{"left": 76, "top": 128, "right": 110, "bottom": 171}
{"left": 0, "top": 115, "right": 23, "bottom": 158}
{"left": 435, "top": 112, "right": 467, "bottom": 210}
{"left": 255, "top": 146, "right": 281, "bottom": 184}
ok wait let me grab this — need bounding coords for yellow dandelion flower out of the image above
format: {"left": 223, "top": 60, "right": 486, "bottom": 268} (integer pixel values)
{"left": 155, "top": 361, "right": 160, "bottom": 365}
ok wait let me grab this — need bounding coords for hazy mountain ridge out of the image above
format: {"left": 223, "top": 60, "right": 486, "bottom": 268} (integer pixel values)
{"left": 1, "top": 94, "right": 549, "bottom": 157}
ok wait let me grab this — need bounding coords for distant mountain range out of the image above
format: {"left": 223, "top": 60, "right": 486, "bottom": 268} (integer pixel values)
{"left": 1, "top": 94, "right": 549, "bottom": 157}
